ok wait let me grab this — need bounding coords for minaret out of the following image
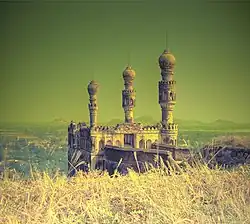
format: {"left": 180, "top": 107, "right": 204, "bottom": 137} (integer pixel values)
{"left": 158, "top": 49, "right": 178, "bottom": 145}
{"left": 87, "top": 80, "right": 99, "bottom": 127}
{"left": 122, "top": 66, "right": 136, "bottom": 123}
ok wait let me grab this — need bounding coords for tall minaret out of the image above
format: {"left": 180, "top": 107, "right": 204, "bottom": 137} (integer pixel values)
{"left": 122, "top": 66, "right": 136, "bottom": 123}
{"left": 158, "top": 49, "right": 178, "bottom": 145}
{"left": 87, "top": 80, "right": 99, "bottom": 127}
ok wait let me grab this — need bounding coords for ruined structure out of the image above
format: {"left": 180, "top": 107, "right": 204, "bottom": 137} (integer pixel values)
{"left": 68, "top": 49, "right": 179, "bottom": 170}
{"left": 202, "top": 145, "right": 250, "bottom": 168}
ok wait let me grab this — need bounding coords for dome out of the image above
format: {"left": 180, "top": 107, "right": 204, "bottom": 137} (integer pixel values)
{"left": 87, "top": 80, "right": 99, "bottom": 95}
{"left": 123, "top": 66, "right": 136, "bottom": 80}
{"left": 158, "top": 49, "right": 176, "bottom": 69}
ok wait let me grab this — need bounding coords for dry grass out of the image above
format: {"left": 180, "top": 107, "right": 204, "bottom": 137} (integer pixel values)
{"left": 0, "top": 164, "right": 250, "bottom": 224}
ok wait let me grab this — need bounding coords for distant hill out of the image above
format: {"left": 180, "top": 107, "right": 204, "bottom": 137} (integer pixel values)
{"left": 48, "top": 116, "right": 250, "bottom": 131}
{"left": 101, "top": 116, "right": 250, "bottom": 130}
{"left": 210, "top": 119, "right": 238, "bottom": 127}
{"left": 135, "top": 116, "right": 158, "bottom": 125}
{"left": 205, "top": 119, "right": 250, "bottom": 130}
{"left": 52, "top": 118, "right": 68, "bottom": 124}
{"left": 101, "top": 116, "right": 158, "bottom": 126}
{"left": 179, "top": 119, "right": 250, "bottom": 130}
{"left": 175, "top": 119, "right": 204, "bottom": 128}
{"left": 104, "top": 119, "right": 123, "bottom": 126}
{"left": 102, "top": 116, "right": 205, "bottom": 127}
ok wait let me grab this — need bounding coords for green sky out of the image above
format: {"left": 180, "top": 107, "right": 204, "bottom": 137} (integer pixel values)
{"left": 0, "top": 0, "right": 250, "bottom": 123}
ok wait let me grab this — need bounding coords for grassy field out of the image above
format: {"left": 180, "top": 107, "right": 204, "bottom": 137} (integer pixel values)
{"left": 0, "top": 164, "right": 250, "bottom": 224}
{"left": 1, "top": 125, "right": 250, "bottom": 224}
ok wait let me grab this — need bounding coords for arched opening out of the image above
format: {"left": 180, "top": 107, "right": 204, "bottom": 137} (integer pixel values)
{"left": 106, "top": 140, "right": 113, "bottom": 146}
{"left": 115, "top": 140, "right": 121, "bottom": 147}
{"left": 170, "top": 92, "right": 173, "bottom": 100}
{"left": 170, "top": 139, "right": 175, "bottom": 145}
{"left": 139, "top": 139, "right": 145, "bottom": 149}
{"left": 163, "top": 137, "right": 170, "bottom": 144}
{"left": 99, "top": 139, "right": 105, "bottom": 150}
{"left": 146, "top": 139, "right": 152, "bottom": 149}
{"left": 124, "top": 134, "right": 135, "bottom": 148}
{"left": 95, "top": 159, "right": 104, "bottom": 170}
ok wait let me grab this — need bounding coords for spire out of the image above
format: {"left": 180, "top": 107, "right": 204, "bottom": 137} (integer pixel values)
{"left": 165, "top": 29, "right": 169, "bottom": 52}
{"left": 92, "top": 69, "right": 95, "bottom": 81}
{"left": 127, "top": 50, "right": 131, "bottom": 67}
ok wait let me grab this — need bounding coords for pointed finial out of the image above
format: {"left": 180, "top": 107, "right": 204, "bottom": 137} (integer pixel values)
{"left": 127, "top": 51, "right": 131, "bottom": 67}
{"left": 92, "top": 69, "right": 95, "bottom": 82}
{"left": 165, "top": 30, "right": 169, "bottom": 52}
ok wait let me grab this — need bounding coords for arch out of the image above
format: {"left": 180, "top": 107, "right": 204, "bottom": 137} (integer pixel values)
{"left": 170, "top": 92, "right": 173, "bottom": 100}
{"left": 99, "top": 139, "right": 105, "bottom": 150}
{"left": 95, "top": 159, "right": 104, "bottom": 170}
{"left": 173, "top": 139, "right": 177, "bottom": 145}
{"left": 146, "top": 139, "right": 152, "bottom": 149}
{"left": 163, "top": 137, "right": 170, "bottom": 144}
{"left": 115, "top": 140, "right": 121, "bottom": 147}
{"left": 139, "top": 139, "right": 145, "bottom": 149}
{"left": 106, "top": 140, "right": 113, "bottom": 146}
{"left": 170, "top": 139, "right": 176, "bottom": 145}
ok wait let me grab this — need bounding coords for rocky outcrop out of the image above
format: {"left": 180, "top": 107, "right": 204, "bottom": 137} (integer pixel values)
{"left": 201, "top": 146, "right": 250, "bottom": 168}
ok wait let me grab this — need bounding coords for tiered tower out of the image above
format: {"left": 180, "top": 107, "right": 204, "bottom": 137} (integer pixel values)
{"left": 87, "top": 80, "right": 99, "bottom": 127}
{"left": 122, "top": 66, "right": 136, "bottom": 123}
{"left": 87, "top": 80, "right": 99, "bottom": 169}
{"left": 158, "top": 49, "right": 178, "bottom": 145}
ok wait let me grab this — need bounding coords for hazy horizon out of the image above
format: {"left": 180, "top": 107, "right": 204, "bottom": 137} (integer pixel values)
{"left": 1, "top": 116, "right": 249, "bottom": 126}
{"left": 1, "top": 0, "right": 250, "bottom": 123}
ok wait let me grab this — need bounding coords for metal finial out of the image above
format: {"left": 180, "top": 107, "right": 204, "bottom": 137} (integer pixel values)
{"left": 127, "top": 51, "right": 131, "bottom": 67}
{"left": 165, "top": 30, "right": 169, "bottom": 51}
{"left": 92, "top": 70, "right": 95, "bottom": 81}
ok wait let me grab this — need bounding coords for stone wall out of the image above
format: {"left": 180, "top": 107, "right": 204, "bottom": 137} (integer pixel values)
{"left": 151, "top": 143, "right": 192, "bottom": 161}
{"left": 201, "top": 146, "right": 250, "bottom": 168}
{"left": 68, "top": 142, "right": 250, "bottom": 178}
{"left": 97, "top": 146, "right": 171, "bottom": 175}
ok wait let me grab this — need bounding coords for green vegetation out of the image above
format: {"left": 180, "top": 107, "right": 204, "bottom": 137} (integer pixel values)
{"left": 0, "top": 124, "right": 68, "bottom": 177}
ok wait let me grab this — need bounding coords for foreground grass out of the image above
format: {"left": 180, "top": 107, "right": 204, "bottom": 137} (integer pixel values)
{"left": 0, "top": 165, "right": 250, "bottom": 224}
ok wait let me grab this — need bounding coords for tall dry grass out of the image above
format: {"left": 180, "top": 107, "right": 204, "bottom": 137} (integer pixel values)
{"left": 1, "top": 164, "right": 250, "bottom": 224}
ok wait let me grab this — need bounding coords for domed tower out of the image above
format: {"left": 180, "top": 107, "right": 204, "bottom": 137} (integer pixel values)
{"left": 158, "top": 49, "right": 178, "bottom": 146}
{"left": 122, "top": 66, "right": 136, "bottom": 123}
{"left": 88, "top": 80, "right": 99, "bottom": 127}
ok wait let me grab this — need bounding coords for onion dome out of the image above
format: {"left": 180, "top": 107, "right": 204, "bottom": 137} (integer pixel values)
{"left": 158, "top": 49, "right": 176, "bottom": 69}
{"left": 87, "top": 80, "right": 99, "bottom": 95}
{"left": 123, "top": 66, "right": 136, "bottom": 81}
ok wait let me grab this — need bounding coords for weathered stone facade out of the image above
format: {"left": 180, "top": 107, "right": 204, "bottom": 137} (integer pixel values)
{"left": 68, "top": 49, "right": 179, "bottom": 170}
